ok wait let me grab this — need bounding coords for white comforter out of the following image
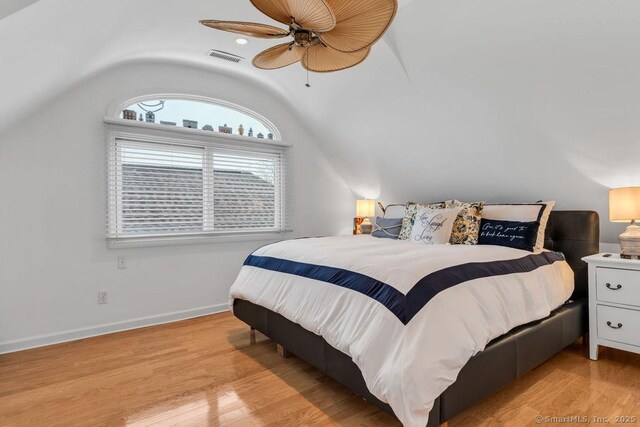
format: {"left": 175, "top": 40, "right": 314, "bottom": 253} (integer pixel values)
{"left": 229, "top": 236, "right": 574, "bottom": 427}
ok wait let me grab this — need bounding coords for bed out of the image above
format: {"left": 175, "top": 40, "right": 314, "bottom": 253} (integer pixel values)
{"left": 230, "top": 210, "right": 599, "bottom": 427}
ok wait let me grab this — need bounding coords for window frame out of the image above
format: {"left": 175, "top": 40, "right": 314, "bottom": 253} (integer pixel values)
{"left": 110, "top": 93, "right": 282, "bottom": 141}
{"left": 104, "top": 113, "right": 292, "bottom": 249}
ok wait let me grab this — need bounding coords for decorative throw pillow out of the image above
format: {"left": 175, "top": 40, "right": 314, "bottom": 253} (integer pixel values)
{"left": 398, "top": 201, "right": 446, "bottom": 240}
{"left": 372, "top": 217, "right": 403, "bottom": 239}
{"left": 409, "top": 207, "right": 462, "bottom": 245}
{"left": 478, "top": 219, "right": 539, "bottom": 251}
{"left": 444, "top": 200, "right": 485, "bottom": 245}
{"left": 481, "top": 201, "right": 556, "bottom": 251}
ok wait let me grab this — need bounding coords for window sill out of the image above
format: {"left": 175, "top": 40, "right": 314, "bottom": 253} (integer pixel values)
{"left": 107, "top": 230, "right": 293, "bottom": 249}
{"left": 104, "top": 117, "right": 292, "bottom": 148}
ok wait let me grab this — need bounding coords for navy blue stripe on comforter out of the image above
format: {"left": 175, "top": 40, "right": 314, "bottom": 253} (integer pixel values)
{"left": 243, "top": 251, "right": 565, "bottom": 325}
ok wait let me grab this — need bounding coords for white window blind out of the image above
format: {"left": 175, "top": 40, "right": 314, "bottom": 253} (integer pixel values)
{"left": 107, "top": 135, "right": 290, "bottom": 241}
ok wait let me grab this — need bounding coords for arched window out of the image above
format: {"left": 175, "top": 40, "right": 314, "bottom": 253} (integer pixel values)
{"left": 118, "top": 96, "right": 280, "bottom": 140}
{"left": 106, "top": 96, "right": 290, "bottom": 247}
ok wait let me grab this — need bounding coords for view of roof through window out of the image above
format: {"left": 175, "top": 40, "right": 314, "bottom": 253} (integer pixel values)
{"left": 119, "top": 144, "right": 278, "bottom": 184}
{"left": 121, "top": 99, "right": 276, "bottom": 140}
{"left": 114, "top": 140, "right": 282, "bottom": 235}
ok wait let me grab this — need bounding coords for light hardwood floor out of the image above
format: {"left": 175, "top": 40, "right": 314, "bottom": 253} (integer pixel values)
{"left": 1, "top": 312, "right": 639, "bottom": 427}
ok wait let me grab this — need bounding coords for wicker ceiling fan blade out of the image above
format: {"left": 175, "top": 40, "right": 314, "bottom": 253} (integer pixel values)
{"left": 250, "top": 0, "right": 336, "bottom": 32}
{"left": 253, "top": 43, "right": 305, "bottom": 69}
{"left": 200, "top": 20, "right": 290, "bottom": 38}
{"left": 319, "top": 0, "right": 397, "bottom": 52}
{"left": 301, "top": 44, "right": 370, "bottom": 72}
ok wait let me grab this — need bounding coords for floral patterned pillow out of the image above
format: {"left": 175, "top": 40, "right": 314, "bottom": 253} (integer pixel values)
{"left": 398, "top": 201, "right": 446, "bottom": 240}
{"left": 444, "top": 200, "right": 485, "bottom": 245}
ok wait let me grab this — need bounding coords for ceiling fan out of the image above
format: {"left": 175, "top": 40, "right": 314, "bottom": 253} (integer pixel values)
{"left": 200, "top": 0, "right": 398, "bottom": 74}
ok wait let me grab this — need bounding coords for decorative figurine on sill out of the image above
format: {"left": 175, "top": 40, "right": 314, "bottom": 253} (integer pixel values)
{"left": 202, "top": 125, "right": 214, "bottom": 131}
{"left": 137, "top": 100, "right": 165, "bottom": 123}
{"left": 267, "top": 132, "right": 274, "bottom": 140}
{"left": 218, "top": 124, "right": 232, "bottom": 134}
{"left": 248, "top": 127, "right": 253, "bottom": 137}
{"left": 183, "top": 119, "right": 198, "bottom": 129}
{"left": 257, "top": 132, "right": 264, "bottom": 139}
{"left": 238, "top": 124, "right": 245, "bottom": 136}
{"left": 122, "top": 109, "right": 136, "bottom": 120}
{"left": 139, "top": 114, "right": 144, "bottom": 121}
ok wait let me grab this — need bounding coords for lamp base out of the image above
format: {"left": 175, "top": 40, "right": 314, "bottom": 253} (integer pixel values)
{"left": 619, "top": 222, "right": 640, "bottom": 260}
{"left": 360, "top": 217, "right": 373, "bottom": 235}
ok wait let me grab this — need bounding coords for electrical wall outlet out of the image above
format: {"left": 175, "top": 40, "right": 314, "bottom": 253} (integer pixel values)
{"left": 98, "top": 291, "right": 108, "bottom": 304}
{"left": 118, "top": 256, "right": 127, "bottom": 269}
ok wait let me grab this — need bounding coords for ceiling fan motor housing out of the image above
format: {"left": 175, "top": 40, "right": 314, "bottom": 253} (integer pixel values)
{"left": 293, "top": 30, "right": 313, "bottom": 46}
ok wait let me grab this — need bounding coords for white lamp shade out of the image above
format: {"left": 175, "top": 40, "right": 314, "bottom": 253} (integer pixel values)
{"left": 356, "top": 199, "right": 376, "bottom": 217}
{"left": 609, "top": 187, "right": 640, "bottom": 222}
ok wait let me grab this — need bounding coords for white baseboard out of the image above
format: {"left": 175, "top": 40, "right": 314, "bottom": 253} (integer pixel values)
{"left": 4, "top": 242, "right": 619, "bottom": 355}
{"left": 0, "top": 303, "right": 229, "bottom": 355}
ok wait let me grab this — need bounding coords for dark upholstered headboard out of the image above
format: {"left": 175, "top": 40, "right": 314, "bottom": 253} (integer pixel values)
{"left": 544, "top": 210, "right": 599, "bottom": 300}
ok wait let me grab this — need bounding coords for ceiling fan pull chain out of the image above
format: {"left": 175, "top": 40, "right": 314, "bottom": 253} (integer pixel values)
{"left": 305, "top": 46, "right": 311, "bottom": 88}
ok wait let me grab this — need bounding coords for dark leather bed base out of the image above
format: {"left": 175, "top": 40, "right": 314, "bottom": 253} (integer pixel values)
{"left": 439, "top": 298, "right": 587, "bottom": 421}
{"left": 231, "top": 210, "right": 599, "bottom": 426}
{"left": 234, "top": 297, "right": 587, "bottom": 426}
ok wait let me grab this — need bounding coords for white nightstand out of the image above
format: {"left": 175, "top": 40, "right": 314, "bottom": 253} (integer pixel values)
{"left": 583, "top": 254, "right": 640, "bottom": 360}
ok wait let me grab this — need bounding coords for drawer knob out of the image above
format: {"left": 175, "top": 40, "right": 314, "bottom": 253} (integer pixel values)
{"left": 605, "top": 283, "right": 622, "bottom": 290}
{"left": 606, "top": 321, "right": 623, "bottom": 329}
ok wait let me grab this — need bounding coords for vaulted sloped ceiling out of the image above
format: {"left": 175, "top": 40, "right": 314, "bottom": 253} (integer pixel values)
{"left": 2, "top": 0, "right": 640, "bottom": 241}
{"left": 0, "top": 0, "right": 290, "bottom": 131}
{"left": 0, "top": 0, "right": 417, "bottom": 133}
{"left": 0, "top": 0, "right": 40, "bottom": 20}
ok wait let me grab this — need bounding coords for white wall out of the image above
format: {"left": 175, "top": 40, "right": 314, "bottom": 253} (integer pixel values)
{"left": 3, "top": 0, "right": 639, "bottom": 352}
{"left": 3, "top": 0, "right": 638, "bottom": 245}
{"left": 0, "top": 60, "right": 355, "bottom": 352}
{"left": 265, "top": 1, "right": 640, "bottom": 245}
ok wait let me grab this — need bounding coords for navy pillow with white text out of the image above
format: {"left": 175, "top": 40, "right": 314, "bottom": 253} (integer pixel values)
{"left": 478, "top": 219, "right": 539, "bottom": 251}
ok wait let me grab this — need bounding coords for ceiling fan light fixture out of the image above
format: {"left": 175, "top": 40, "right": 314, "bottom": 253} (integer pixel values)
{"left": 235, "top": 37, "right": 249, "bottom": 45}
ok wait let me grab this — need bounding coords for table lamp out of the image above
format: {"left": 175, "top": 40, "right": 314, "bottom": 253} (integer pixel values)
{"left": 355, "top": 199, "right": 376, "bottom": 235}
{"left": 609, "top": 187, "right": 640, "bottom": 259}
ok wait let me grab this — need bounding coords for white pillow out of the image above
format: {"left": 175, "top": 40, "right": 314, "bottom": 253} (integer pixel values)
{"left": 410, "top": 207, "right": 462, "bottom": 245}
{"left": 481, "top": 201, "right": 555, "bottom": 251}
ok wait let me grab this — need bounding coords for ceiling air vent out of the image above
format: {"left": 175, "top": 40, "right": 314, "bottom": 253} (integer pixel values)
{"left": 208, "top": 49, "right": 244, "bottom": 63}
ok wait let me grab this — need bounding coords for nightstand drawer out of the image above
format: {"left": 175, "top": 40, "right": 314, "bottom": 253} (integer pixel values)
{"left": 596, "top": 267, "right": 640, "bottom": 307}
{"left": 597, "top": 305, "right": 640, "bottom": 347}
